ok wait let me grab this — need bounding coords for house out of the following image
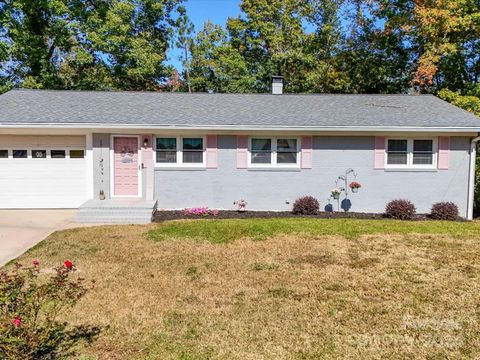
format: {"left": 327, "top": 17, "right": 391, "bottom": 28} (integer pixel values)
{"left": 0, "top": 78, "right": 479, "bottom": 222}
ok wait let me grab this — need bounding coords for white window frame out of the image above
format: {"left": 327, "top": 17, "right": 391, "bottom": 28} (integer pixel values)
{"left": 248, "top": 136, "right": 301, "bottom": 168}
{"left": 385, "top": 138, "right": 438, "bottom": 169}
{"left": 154, "top": 136, "right": 206, "bottom": 168}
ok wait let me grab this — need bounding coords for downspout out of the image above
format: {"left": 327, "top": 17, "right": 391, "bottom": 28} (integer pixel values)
{"left": 467, "top": 135, "right": 480, "bottom": 220}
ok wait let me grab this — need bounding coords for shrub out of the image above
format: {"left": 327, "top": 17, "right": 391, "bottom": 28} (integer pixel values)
{"left": 385, "top": 199, "right": 416, "bottom": 220}
{"left": 430, "top": 202, "right": 459, "bottom": 221}
{"left": 292, "top": 196, "right": 320, "bottom": 215}
{"left": 0, "top": 260, "right": 95, "bottom": 359}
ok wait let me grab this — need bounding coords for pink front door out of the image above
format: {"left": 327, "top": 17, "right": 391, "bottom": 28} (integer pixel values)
{"left": 113, "top": 137, "right": 139, "bottom": 196}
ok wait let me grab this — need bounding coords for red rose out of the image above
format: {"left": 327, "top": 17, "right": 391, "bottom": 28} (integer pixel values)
{"left": 12, "top": 316, "right": 21, "bottom": 328}
{"left": 64, "top": 260, "right": 73, "bottom": 269}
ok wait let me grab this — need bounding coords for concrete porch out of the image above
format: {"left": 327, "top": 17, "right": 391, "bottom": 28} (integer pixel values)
{"left": 76, "top": 199, "right": 158, "bottom": 224}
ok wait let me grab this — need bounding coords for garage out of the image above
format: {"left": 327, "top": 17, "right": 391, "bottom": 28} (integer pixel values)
{"left": 0, "top": 135, "right": 88, "bottom": 208}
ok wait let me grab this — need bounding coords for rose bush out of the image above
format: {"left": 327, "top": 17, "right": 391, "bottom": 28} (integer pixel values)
{"left": 0, "top": 260, "right": 94, "bottom": 359}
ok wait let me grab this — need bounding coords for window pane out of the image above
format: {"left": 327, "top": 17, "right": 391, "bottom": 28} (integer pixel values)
{"left": 156, "top": 151, "right": 177, "bottom": 163}
{"left": 183, "top": 151, "right": 203, "bottom": 163}
{"left": 0, "top": 150, "right": 7, "bottom": 158}
{"left": 32, "top": 150, "right": 46, "bottom": 159}
{"left": 387, "top": 153, "right": 408, "bottom": 165}
{"left": 70, "top": 150, "right": 85, "bottom": 159}
{"left": 251, "top": 139, "right": 271, "bottom": 151}
{"left": 156, "top": 138, "right": 176, "bottom": 150}
{"left": 277, "top": 152, "right": 297, "bottom": 164}
{"left": 251, "top": 152, "right": 272, "bottom": 164}
{"left": 183, "top": 138, "right": 203, "bottom": 150}
{"left": 388, "top": 139, "right": 407, "bottom": 152}
{"left": 277, "top": 139, "right": 297, "bottom": 151}
{"left": 414, "top": 140, "right": 432, "bottom": 152}
{"left": 51, "top": 150, "right": 66, "bottom": 158}
{"left": 413, "top": 153, "right": 433, "bottom": 165}
{"left": 13, "top": 150, "right": 27, "bottom": 158}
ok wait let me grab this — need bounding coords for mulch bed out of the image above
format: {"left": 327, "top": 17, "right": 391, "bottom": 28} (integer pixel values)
{"left": 153, "top": 210, "right": 438, "bottom": 222}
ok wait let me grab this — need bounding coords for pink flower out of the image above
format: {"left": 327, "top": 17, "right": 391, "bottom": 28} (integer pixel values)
{"left": 12, "top": 316, "right": 21, "bottom": 328}
{"left": 32, "top": 259, "right": 40, "bottom": 267}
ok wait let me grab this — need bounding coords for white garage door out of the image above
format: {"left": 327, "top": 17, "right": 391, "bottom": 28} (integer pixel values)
{"left": 0, "top": 135, "right": 88, "bottom": 208}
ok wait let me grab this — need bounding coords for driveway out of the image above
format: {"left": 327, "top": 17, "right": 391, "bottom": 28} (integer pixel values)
{"left": 0, "top": 210, "right": 79, "bottom": 266}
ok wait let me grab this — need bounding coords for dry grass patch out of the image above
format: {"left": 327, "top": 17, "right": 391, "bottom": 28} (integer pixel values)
{"left": 6, "top": 219, "right": 480, "bottom": 359}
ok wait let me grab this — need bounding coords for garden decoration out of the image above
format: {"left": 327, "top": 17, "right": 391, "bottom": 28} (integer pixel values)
{"left": 328, "top": 168, "right": 361, "bottom": 211}
{"left": 234, "top": 199, "right": 248, "bottom": 212}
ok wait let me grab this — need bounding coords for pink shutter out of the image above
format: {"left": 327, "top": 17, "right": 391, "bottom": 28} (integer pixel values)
{"left": 438, "top": 136, "right": 450, "bottom": 170}
{"left": 236, "top": 136, "right": 248, "bottom": 169}
{"left": 374, "top": 137, "right": 386, "bottom": 169}
{"left": 206, "top": 135, "right": 218, "bottom": 169}
{"left": 301, "top": 136, "right": 313, "bottom": 169}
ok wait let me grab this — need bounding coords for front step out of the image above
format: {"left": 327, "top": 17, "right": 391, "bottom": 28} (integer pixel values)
{"left": 76, "top": 199, "right": 157, "bottom": 224}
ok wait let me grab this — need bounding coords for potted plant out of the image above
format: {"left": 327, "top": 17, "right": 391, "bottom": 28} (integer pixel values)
{"left": 331, "top": 188, "right": 341, "bottom": 200}
{"left": 349, "top": 181, "right": 362, "bottom": 193}
{"left": 234, "top": 199, "right": 247, "bottom": 212}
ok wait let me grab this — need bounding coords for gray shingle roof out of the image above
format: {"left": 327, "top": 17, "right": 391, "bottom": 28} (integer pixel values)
{"left": 0, "top": 89, "right": 478, "bottom": 130}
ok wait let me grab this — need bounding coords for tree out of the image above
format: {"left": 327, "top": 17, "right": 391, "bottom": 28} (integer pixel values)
{"left": 175, "top": 6, "right": 194, "bottom": 92}
{"left": 227, "top": 0, "right": 314, "bottom": 93}
{"left": 190, "top": 21, "right": 255, "bottom": 93}
{"left": 1, "top": 0, "right": 77, "bottom": 88}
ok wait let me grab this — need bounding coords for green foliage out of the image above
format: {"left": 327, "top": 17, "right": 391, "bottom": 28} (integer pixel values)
{"left": 0, "top": 0, "right": 184, "bottom": 90}
{"left": 0, "top": 260, "right": 96, "bottom": 359}
{"left": 438, "top": 89, "right": 480, "bottom": 116}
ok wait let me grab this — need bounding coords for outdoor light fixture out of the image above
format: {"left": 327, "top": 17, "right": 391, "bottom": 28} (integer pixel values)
{"left": 143, "top": 138, "right": 149, "bottom": 148}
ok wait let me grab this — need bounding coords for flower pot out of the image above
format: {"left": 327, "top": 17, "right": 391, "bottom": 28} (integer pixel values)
{"left": 352, "top": 187, "right": 359, "bottom": 193}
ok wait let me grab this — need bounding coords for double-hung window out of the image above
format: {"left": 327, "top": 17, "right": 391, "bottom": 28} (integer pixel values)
{"left": 155, "top": 136, "right": 205, "bottom": 166}
{"left": 386, "top": 138, "right": 436, "bottom": 168}
{"left": 249, "top": 137, "right": 300, "bottom": 167}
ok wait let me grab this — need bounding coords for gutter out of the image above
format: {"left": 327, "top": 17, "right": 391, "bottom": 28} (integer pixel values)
{"left": 467, "top": 135, "right": 480, "bottom": 220}
{"left": 0, "top": 123, "right": 480, "bottom": 133}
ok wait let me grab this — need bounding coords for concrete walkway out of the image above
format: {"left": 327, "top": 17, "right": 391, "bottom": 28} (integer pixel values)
{"left": 0, "top": 210, "right": 79, "bottom": 266}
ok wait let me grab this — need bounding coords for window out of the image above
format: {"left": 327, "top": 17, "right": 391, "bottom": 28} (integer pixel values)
{"left": 413, "top": 140, "right": 433, "bottom": 165}
{"left": 32, "top": 150, "right": 47, "bottom": 159}
{"left": 51, "top": 150, "right": 66, "bottom": 158}
{"left": 386, "top": 139, "right": 436, "bottom": 168}
{"left": 387, "top": 140, "right": 408, "bottom": 165}
{"left": 182, "top": 138, "right": 203, "bottom": 163}
{"left": 70, "top": 150, "right": 85, "bottom": 159}
{"left": 249, "top": 137, "right": 300, "bottom": 167}
{"left": 251, "top": 139, "right": 272, "bottom": 164}
{"left": 0, "top": 150, "right": 7, "bottom": 158}
{"left": 156, "top": 138, "right": 177, "bottom": 163}
{"left": 155, "top": 136, "right": 205, "bottom": 166}
{"left": 13, "top": 150, "right": 27, "bottom": 158}
{"left": 277, "top": 138, "right": 298, "bottom": 164}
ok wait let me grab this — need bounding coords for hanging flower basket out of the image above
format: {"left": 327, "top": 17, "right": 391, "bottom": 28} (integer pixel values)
{"left": 331, "top": 188, "right": 341, "bottom": 200}
{"left": 349, "top": 182, "right": 362, "bottom": 194}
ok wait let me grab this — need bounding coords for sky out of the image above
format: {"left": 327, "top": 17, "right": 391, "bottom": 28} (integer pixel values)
{"left": 167, "top": 0, "right": 241, "bottom": 70}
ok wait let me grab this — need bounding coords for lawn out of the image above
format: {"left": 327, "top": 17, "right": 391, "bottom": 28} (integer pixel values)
{"left": 6, "top": 218, "right": 480, "bottom": 359}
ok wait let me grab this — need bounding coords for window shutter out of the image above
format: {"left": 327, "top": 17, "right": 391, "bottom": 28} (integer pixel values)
{"left": 206, "top": 135, "right": 218, "bottom": 169}
{"left": 236, "top": 136, "right": 248, "bottom": 169}
{"left": 301, "top": 136, "right": 313, "bottom": 169}
{"left": 438, "top": 136, "right": 450, "bottom": 170}
{"left": 374, "top": 137, "right": 386, "bottom": 169}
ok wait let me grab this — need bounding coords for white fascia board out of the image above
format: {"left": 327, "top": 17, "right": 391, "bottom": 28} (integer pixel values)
{"left": 1, "top": 123, "right": 480, "bottom": 133}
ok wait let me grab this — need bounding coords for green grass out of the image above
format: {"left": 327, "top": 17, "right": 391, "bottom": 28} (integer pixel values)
{"left": 147, "top": 218, "right": 480, "bottom": 243}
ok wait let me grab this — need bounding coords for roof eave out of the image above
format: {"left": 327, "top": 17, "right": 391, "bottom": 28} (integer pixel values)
{"left": 0, "top": 123, "right": 479, "bottom": 133}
